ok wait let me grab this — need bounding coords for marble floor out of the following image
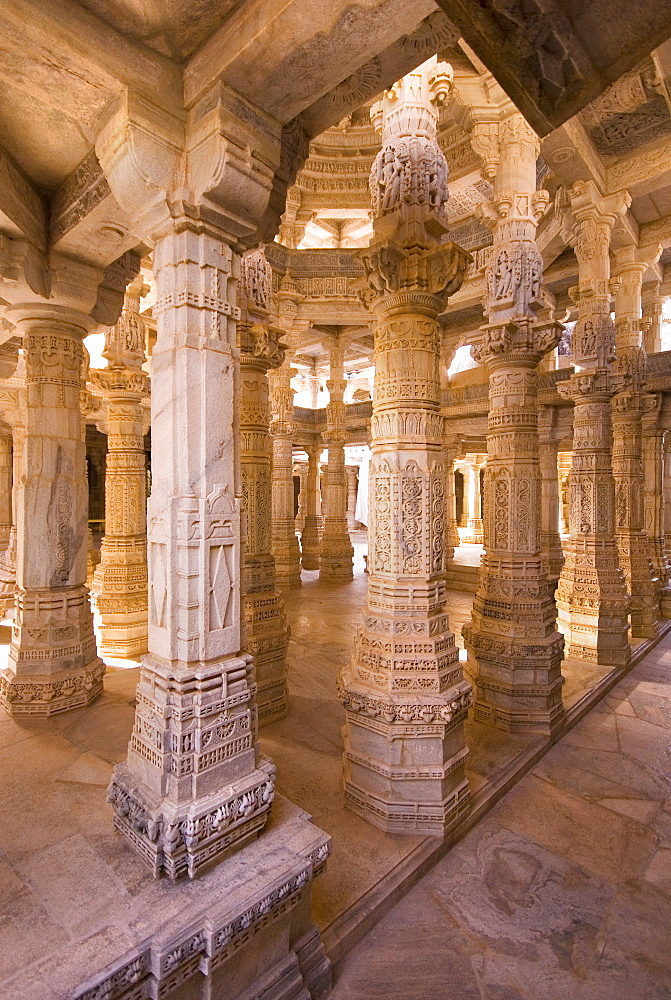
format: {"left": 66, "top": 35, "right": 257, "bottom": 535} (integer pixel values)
{"left": 330, "top": 629, "right": 671, "bottom": 1000}
{"left": 0, "top": 534, "right": 669, "bottom": 997}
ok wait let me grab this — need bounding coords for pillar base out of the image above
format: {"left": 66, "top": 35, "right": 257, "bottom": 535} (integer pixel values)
{"left": 274, "top": 538, "right": 303, "bottom": 590}
{"left": 69, "top": 797, "right": 331, "bottom": 1000}
{"left": 338, "top": 647, "right": 472, "bottom": 837}
{"left": 464, "top": 518, "right": 483, "bottom": 544}
{"left": 339, "top": 686, "right": 471, "bottom": 836}
{"left": 661, "top": 586, "right": 671, "bottom": 618}
{"left": 96, "top": 622, "right": 148, "bottom": 659}
{"left": 257, "top": 676, "right": 289, "bottom": 725}
{"left": 0, "top": 561, "right": 15, "bottom": 617}
{"left": 462, "top": 627, "right": 565, "bottom": 736}
{"left": 108, "top": 756, "right": 276, "bottom": 880}
{"left": 245, "top": 588, "right": 289, "bottom": 727}
{"left": 319, "top": 538, "right": 353, "bottom": 582}
{"left": 556, "top": 613, "right": 632, "bottom": 667}
{"left": 109, "top": 652, "right": 276, "bottom": 880}
{"left": 0, "top": 658, "right": 104, "bottom": 717}
{"left": 0, "top": 583, "right": 105, "bottom": 717}
{"left": 301, "top": 519, "right": 321, "bottom": 571}
{"left": 557, "top": 539, "right": 632, "bottom": 667}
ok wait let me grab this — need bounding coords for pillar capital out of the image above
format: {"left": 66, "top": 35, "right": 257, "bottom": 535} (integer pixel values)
{"left": 95, "top": 85, "right": 307, "bottom": 250}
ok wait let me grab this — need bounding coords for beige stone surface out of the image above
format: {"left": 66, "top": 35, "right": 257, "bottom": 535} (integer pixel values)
{"left": 330, "top": 629, "right": 671, "bottom": 1000}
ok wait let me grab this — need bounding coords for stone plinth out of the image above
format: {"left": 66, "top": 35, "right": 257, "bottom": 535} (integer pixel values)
{"left": 10, "top": 796, "right": 331, "bottom": 1000}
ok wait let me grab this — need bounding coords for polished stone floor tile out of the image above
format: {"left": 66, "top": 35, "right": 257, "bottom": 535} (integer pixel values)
{"left": 330, "top": 629, "right": 671, "bottom": 1000}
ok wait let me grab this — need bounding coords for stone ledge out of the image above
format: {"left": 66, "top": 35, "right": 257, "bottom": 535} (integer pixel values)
{"left": 1, "top": 797, "right": 331, "bottom": 1000}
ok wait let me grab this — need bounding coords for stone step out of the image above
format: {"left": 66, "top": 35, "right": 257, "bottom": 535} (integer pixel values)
{"left": 445, "top": 563, "right": 480, "bottom": 593}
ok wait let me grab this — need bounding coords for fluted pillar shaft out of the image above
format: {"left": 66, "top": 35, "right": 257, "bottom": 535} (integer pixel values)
{"left": 301, "top": 444, "right": 321, "bottom": 569}
{"left": 320, "top": 342, "right": 353, "bottom": 581}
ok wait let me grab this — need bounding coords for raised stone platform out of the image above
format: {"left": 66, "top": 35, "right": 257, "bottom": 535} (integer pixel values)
{"left": 1, "top": 787, "right": 331, "bottom": 1000}
{"left": 0, "top": 535, "right": 668, "bottom": 998}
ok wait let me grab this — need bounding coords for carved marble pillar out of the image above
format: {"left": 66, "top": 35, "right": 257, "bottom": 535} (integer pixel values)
{"left": 320, "top": 341, "right": 353, "bottom": 581}
{"left": 107, "top": 229, "right": 276, "bottom": 878}
{"left": 610, "top": 245, "right": 662, "bottom": 638}
{"left": 94, "top": 93, "right": 332, "bottom": 991}
{"left": 0, "top": 367, "right": 24, "bottom": 616}
{"left": 295, "top": 461, "right": 308, "bottom": 533}
{"left": 238, "top": 249, "right": 289, "bottom": 725}
{"left": 338, "top": 57, "right": 473, "bottom": 835}
{"left": 464, "top": 459, "right": 484, "bottom": 543}
{"left": 642, "top": 403, "right": 671, "bottom": 614}
{"left": 443, "top": 437, "right": 460, "bottom": 563}
{"left": 538, "top": 408, "right": 564, "bottom": 588}
{"left": 0, "top": 426, "right": 13, "bottom": 554}
{"left": 271, "top": 360, "right": 302, "bottom": 589}
{"left": 556, "top": 181, "right": 632, "bottom": 666}
{"left": 663, "top": 437, "right": 671, "bottom": 615}
{"left": 301, "top": 443, "right": 321, "bottom": 570}
{"left": 91, "top": 278, "right": 150, "bottom": 657}
{"left": 642, "top": 282, "right": 664, "bottom": 355}
{"left": 0, "top": 302, "right": 105, "bottom": 716}
{"left": 462, "top": 112, "right": 564, "bottom": 735}
{"left": 346, "top": 465, "right": 359, "bottom": 531}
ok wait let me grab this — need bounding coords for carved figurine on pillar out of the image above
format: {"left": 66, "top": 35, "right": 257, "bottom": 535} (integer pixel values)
{"left": 238, "top": 248, "right": 290, "bottom": 724}
{"left": 338, "top": 58, "right": 473, "bottom": 836}
{"left": 320, "top": 339, "right": 354, "bottom": 582}
{"left": 91, "top": 275, "right": 150, "bottom": 657}
{"left": 462, "top": 111, "right": 565, "bottom": 736}
{"left": 555, "top": 181, "right": 632, "bottom": 666}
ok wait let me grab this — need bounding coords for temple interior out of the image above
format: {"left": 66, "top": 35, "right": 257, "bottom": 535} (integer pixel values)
{"left": 2, "top": 1, "right": 671, "bottom": 998}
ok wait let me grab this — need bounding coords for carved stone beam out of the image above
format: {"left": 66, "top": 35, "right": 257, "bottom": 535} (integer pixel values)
{"left": 184, "top": 0, "right": 440, "bottom": 124}
{"left": 50, "top": 152, "right": 140, "bottom": 268}
{"left": 0, "top": 146, "right": 47, "bottom": 251}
